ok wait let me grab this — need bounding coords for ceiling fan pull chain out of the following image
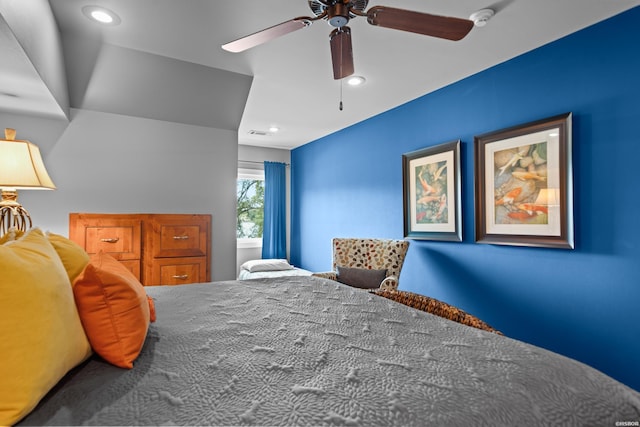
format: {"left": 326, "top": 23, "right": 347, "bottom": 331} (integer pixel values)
{"left": 339, "top": 43, "right": 344, "bottom": 111}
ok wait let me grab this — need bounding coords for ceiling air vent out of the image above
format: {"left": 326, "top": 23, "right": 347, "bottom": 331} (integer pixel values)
{"left": 248, "top": 130, "right": 269, "bottom": 136}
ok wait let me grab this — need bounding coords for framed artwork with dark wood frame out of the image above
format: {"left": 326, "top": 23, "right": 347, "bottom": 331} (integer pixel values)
{"left": 402, "top": 140, "right": 462, "bottom": 241}
{"left": 474, "top": 112, "right": 574, "bottom": 249}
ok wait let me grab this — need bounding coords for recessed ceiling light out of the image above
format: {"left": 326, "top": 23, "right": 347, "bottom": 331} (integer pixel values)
{"left": 268, "top": 126, "right": 280, "bottom": 133}
{"left": 346, "top": 76, "right": 366, "bottom": 86}
{"left": 82, "top": 6, "right": 121, "bottom": 25}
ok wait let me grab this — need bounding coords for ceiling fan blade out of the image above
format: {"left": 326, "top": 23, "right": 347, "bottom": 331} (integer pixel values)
{"left": 330, "top": 26, "right": 354, "bottom": 80}
{"left": 222, "top": 17, "right": 313, "bottom": 53}
{"left": 366, "top": 6, "right": 474, "bottom": 41}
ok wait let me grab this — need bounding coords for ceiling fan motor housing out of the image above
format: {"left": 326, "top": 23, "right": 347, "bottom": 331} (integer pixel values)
{"left": 308, "top": 0, "right": 369, "bottom": 27}
{"left": 328, "top": 3, "right": 350, "bottom": 27}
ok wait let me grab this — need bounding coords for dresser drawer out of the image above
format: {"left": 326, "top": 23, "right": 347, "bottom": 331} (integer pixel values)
{"left": 149, "top": 215, "right": 209, "bottom": 258}
{"left": 70, "top": 216, "right": 142, "bottom": 261}
{"left": 120, "top": 260, "right": 141, "bottom": 281}
{"left": 149, "top": 257, "right": 206, "bottom": 286}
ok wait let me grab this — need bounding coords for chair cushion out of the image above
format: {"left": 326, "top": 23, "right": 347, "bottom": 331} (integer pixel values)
{"left": 337, "top": 266, "right": 387, "bottom": 289}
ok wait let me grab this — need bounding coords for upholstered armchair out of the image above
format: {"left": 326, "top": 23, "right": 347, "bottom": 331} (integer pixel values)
{"left": 312, "top": 238, "right": 410, "bottom": 290}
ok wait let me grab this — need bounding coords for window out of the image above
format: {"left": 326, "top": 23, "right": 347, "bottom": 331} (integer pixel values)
{"left": 237, "top": 169, "right": 264, "bottom": 248}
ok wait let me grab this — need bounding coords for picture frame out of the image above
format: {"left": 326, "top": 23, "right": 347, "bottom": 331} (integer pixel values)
{"left": 474, "top": 112, "right": 574, "bottom": 249}
{"left": 402, "top": 140, "right": 462, "bottom": 241}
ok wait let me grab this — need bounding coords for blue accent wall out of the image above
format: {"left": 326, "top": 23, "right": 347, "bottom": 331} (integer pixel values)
{"left": 291, "top": 7, "right": 640, "bottom": 391}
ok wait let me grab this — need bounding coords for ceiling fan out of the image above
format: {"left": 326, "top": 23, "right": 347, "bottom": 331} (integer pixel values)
{"left": 222, "top": 0, "right": 475, "bottom": 80}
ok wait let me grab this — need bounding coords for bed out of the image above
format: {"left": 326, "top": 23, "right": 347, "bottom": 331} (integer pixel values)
{"left": 17, "top": 276, "right": 640, "bottom": 426}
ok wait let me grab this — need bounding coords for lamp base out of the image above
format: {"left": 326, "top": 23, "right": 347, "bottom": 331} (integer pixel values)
{"left": 0, "top": 189, "right": 32, "bottom": 235}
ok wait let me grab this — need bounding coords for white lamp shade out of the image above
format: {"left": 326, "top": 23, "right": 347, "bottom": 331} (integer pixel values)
{"left": 0, "top": 133, "right": 56, "bottom": 190}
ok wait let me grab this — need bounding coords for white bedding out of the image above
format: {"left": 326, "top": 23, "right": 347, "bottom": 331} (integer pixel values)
{"left": 238, "top": 266, "right": 312, "bottom": 280}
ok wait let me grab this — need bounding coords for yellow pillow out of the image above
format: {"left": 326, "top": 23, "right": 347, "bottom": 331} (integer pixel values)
{"left": 47, "top": 232, "right": 91, "bottom": 283}
{"left": 0, "top": 228, "right": 24, "bottom": 244}
{"left": 0, "top": 228, "right": 92, "bottom": 426}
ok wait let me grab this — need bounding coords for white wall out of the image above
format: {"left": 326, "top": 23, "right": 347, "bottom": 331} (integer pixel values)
{"left": 0, "top": 0, "right": 69, "bottom": 117}
{"left": 3, "top": 108, "right": 239, "bottom": 281}
{"left": 236, "top": 144, "right": 291, "bottom": 276}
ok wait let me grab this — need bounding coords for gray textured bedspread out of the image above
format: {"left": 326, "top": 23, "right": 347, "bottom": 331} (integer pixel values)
{"left": 19, "top": 277, "right": 640, "bottom": 426}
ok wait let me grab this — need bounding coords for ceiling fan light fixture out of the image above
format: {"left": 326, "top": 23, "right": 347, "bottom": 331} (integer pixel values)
{"left": 82, "top": 6, "right": 121, "bottom": 26}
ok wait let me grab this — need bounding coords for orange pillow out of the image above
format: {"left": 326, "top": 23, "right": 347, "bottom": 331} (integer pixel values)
{"left": 147, "top": 295, "right": 157, "bottom": 323}
{"left": 73, "top": 252, "right": 151, "bottom": 369}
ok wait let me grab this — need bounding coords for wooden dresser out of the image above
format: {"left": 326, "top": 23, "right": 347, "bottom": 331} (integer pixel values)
{"left": 69, "top": 213, "right": 211, "bottom": 286}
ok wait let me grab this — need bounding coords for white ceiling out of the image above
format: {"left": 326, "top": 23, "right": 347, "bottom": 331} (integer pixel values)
{"left": 2, "top": 1, "right": 640, "bottom": 149}
{"left": 0, "top": 9, "right": 66, "bottom": 118}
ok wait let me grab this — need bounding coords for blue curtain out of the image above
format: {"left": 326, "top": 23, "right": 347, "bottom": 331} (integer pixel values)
{"left": 262, "top": 161, "right": 286, "bottom": 259}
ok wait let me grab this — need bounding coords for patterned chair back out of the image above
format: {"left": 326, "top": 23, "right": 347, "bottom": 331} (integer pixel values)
{"left": 331, "top": 238, "right": 410, "bottom": 282}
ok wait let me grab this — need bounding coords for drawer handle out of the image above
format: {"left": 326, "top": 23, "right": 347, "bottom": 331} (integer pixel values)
{"left": 100, "top": 237, "right": 120, "bottom": 243}
{"left": 172, "top": 274, "right": 189, "bottom": 280}
{"left": 173, "top": 235, "right": 189, "bottom": 240}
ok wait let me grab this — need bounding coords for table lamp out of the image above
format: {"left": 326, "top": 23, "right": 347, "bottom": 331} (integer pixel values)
{"left": 0, "top": 128, "right": 56, "bottom": 235}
